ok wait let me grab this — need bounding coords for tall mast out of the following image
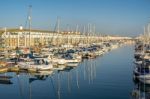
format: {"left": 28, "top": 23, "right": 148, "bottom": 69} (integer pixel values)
{"left": 148, "top": 23, "right": 150, "bottom": 43}
{"left": 67, "top": 24, "right": 70, "bottom": 46}
{"left": 55, "top": 17, "right": 60, "bottom": 46}
{"left": 83, "top": 26, "right": 86, "bottom": 44}
{"left": 87, "top": 23, "right": 90, "bottom": 45}
{"left": 144, "top": 26, "right": 146, "bottom": 43}
{"left": 28, "top": 5, "right": 32, "bottom": 48}
{"left": 75, "top": 24, "right": 79, "bottom": 34}
{"left": 93, "top": 24, "right": 96, "bottom": 43}
{"left": 75, "top": 24, "right": 79, "bottom": 45}
{"left": 56, "top": 17, "right": 60, "bottom": 33}
{"left": 4, "top": 27, "right": 7, "bottom": 49}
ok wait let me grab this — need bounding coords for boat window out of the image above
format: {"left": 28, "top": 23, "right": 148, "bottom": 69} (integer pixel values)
{"left": 138, "top": 68, "right": 150, "bottom": 74}
{"left": 45, "top": 61, "right": 49, "bottom": 65}
{"left": 42, "top": 59, "right": 45, "bottom": 64}
{"left": 34, "top": 60, "right": 40, "bottom": 65}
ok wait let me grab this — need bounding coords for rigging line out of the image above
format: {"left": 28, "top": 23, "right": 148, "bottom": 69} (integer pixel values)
{"left": 54, "top": 17, "right": 60, "bottom": 46}
{"left": 24, "top": 5, "right": 32, "bottom": 30}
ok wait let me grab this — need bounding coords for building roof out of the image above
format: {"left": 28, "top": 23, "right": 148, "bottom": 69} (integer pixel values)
{"left": 0, "top": 28, "right": 58, "bottom": 36}
{"left": 0, "top": 28, "right": 56, "bottom": 33}
{"left": 0, "top": 28, "right": 81, "bottom": 36}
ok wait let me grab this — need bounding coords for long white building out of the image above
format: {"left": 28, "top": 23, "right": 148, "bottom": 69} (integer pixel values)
{"left": 0, "top": 27, "right": 133, "bottom": 48}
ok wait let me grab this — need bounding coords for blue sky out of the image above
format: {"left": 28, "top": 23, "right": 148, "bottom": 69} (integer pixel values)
{"left": 0, "top": 0, "right": 150, "bottom": 36}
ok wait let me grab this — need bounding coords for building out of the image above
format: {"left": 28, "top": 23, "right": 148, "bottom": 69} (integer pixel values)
{"left": 0, "top": 28, "right": 84, "bottom": 48}
{"left": 0, "top": 27, "right": 133, "bottom": 49}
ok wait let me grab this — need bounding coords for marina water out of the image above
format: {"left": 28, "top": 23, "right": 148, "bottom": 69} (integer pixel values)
{"left": 0, "top": 45, "right": 135, "bottom": 99}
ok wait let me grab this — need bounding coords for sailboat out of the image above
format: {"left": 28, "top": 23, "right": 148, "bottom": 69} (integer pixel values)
{"left": 17, "top": 6, "right": 54, "bottom": 72}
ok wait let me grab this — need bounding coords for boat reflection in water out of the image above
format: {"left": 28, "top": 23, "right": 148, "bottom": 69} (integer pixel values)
{"left": 132, "top": 80, "right": 150, "bottom": 99}
{"left": 0, "top": 57, "right": 97, "bottom": 99}
{"left": 14, "top": 70, "right": 54, "bottom": 99}
{"left": 29, "top": 71, "right": 54, "bottom": 83}
{"left": 0, "top": 75, "right": 13, "bottom": 84}
{"left": 54, "top": 59, "right": 96, "bottom": 99}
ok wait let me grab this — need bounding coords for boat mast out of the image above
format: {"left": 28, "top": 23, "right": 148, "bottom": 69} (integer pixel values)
{"left": 89, "top": 23, "right": 92, "bottom": 44}
{"left": 144, "top": 26, "right": 146, "bottom": 43}
{"left": 67, "top": 24, "right": 70, "bottom": 47}
{"left": 8, "top": 28, "right": 10, "bottom": 47}
{"left": 4, "top": 27, "right": 7, "bottom": 48}
{"left": 28, "top": 5, "right": 32, "bottom": 48}
{"left": 54, "top": 17, "right": 60, "bottom": 46}
{"left": 87, "top": 23, "right": 90, "bottom": 46}
{"left": 75, "top": 24, "right": 79, "bottom": 46}
{"left": 83, "top": 26, "right": 86, "bottom": 45}
{"left": 93, "top": 25, "right": 96, "bottom": 43}
{"left": 148, "top": 23, "right": 150, "bottom": 43}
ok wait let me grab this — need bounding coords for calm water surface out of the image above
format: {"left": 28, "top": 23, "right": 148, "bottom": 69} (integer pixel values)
{"left": 0, "top": 45, "right": 135, "bottom": 99}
